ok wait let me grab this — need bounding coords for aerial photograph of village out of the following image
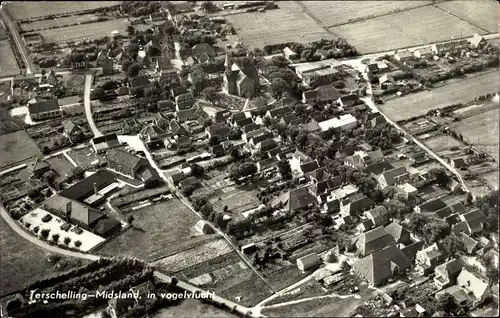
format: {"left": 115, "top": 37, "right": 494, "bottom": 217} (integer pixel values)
{"left": 0, "top": 0, "right": 498, "bottom": 317}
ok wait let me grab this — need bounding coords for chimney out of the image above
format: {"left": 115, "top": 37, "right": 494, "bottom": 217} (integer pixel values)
{"left": 94, "top": 182, "right": 98, "bottom": 195}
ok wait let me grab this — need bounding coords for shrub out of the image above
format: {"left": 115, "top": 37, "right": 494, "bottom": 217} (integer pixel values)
{"left": 52, "top": 233, "right": 60, "bottom": 242}
{"left": 64, "top": 237, "right": 71, "bottom": 245}
{"left": 74, "top": 240, "right": 82, "bottom": 248}
{"left": 33, "top": 226, "right": 40, "bottom": 234}
{"left": 40, "top": 228, "right": 50, "bottom": 239}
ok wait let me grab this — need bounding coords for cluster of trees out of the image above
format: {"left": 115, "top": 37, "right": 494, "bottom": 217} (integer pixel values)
{"left": 121, "top": 1, "right": 162, "bottom": 17}
{"left": 364, "top": 124, "right": 401, "bottom": 150}
{"left": 229, "top": 162, "right": 257, "bottom": 181}
{"left": 407, "top": 213, "right": 450, "bottom": 244}
{"left": 474, "top": 190, "right": 499, "bottom": 233}
{"left": 260, "top": 55, "right": 302, "bottom": 99}
{"left": 263, "top": 38, "right": 358, "bottom": 61}
{"left": 247, "top": 206, "right": 275, "bottom": 223}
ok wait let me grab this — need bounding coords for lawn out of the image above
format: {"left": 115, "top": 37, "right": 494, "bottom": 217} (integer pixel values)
{"left": 450, "top": 106, "right": 499, "bottom": 162}
{"left": 379, "top": 71, "right": 499, "bottom": 121}
{"left": 46, "top": 155, "right": 75, "bottom": 182}
{"left": 423, "top": 135, "right": 463, "bottom": 152}
{"left": 225, "top": 1, "right": 333, "bottom": 49}
{"left": 6, "top": 1, "right": 121, "bottom": 20}
{"left": 435, "top": 0, "right": 498, "bottom": 33}
{"left": 0, "top": 130, "right": 41, "bottom": 170}
{"left": 0, "top": 215, "right": 85, "bottom": 296}
{"left": 19, "top": 14, "right": 100, "bottom": 32}
{"left": 66, "top": 146, "right": 106, "bottom": 170}
{"left": 38, "top": 18, "right": 131, "bottom": 42}
{"left": 211, "top": 186, "right": 262, "bottom": 215}
{"left": 301, "top": 0, "right": 432, "bottom": 27}
{"left": 0, "top": 40, "right": 20, "bottom": 77}
{"left": 61, "top": 73, "right": 86, "bottom": 95}
{"left": 97, "top": 199, "right": 200, "bottom": 261}
{"left": 328, "top": 5, "right": 485, "bottom": 53}
{"left": 152, "top": 299, "right": 238, "bottom": 318}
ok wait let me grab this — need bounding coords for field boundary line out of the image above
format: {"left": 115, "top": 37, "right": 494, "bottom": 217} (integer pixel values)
{"left": 433, "top": 3, "right": 490, "bottom": 34}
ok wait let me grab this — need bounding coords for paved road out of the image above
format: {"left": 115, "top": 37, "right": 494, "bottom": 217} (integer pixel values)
{"left": 0, "top": 8, "right": 35, "bottom": 74}
{"left": 84, "top": 74, "right": 103, "bottom": 137}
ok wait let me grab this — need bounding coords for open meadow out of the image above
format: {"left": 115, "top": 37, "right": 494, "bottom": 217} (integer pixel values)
{"left": 226, "top": 1, "right": 333, "bottom": 48}
{"left": 329, "top": 5, "right": 485, "bottom": 53}
{"left": 19, "top": 14, "right": 100, "bottom": 32}
{"left": 97, "top": 199, "right": 200, "bottom": 261}
{"left": 379, "top": 71, "right": 499, "bottom": 122}
{"left": 435, "top": 0, "right": 498, "bottom": 33}
{"left": 300, "top": 0, "right": 432, "bottom": 27}
{"left": 451, "top": 106, "right": 500, "bottom": 162}
{"left": 6, "top": 1, "right": 121, "bottom": 20}
{"left": 0, "top": 130, "right": 40, "bottom": 170}
{"left": 38, "top": 18, "right": 130, "bottom": 43}
{"left": 0, "top": 40, "right": 20, "bottom": 77}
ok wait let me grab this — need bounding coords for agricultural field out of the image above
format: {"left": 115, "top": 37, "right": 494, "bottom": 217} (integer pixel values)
{"left": 97, "top": 199, "right": 200, "bottom": 261}
{"left": 0, "top": 40, "right": 20, "bottom": 77}
{"left": 300, "top": 0, "right": 432, "bottom": 27}
{"left": 329, "top": 5, "right": 485, "bottom": 53}
{"left": 38, "top": 18, "right": 131, "bottom": 43}
{"left": 0, "top": 215, "right": 85, "bottom": 296}
{"left": 379, "top": 71, "right": 499, "bottom": 121}
{"left": 6, "top": 1, "right": 121, "bottom": 20}
{"left": 0, "top": 130, "right": 41, "bottom": 170}
{"left": 19, "top": 14, "right": 100, "bottom": 32}
{"left": 435, "top": 0, "right": 498, "bottom": 33}
{"left": 423, "top": 135, "right": 463, "bottom": 153}
{"left": 450, "top": 106, "right": 500, "bottom": 162}
{"left": 226, "top": 1, "right": 333, "bottom": 48}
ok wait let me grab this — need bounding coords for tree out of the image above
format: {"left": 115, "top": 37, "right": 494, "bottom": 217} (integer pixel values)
{"left": 230, "top": 148, "right": 241, "bottom": 161}
{"left": 127, "top": 63, "right": 141, "bottom": 78}
{"left": 430, "top": 168, "right": 450, "bottom": 187}
{"left": 422, "top": 218, "right": 450, "bottom": 244}
{"left": 191, "top": 163, "right": 204, "bottom": 177}
{"left": 74, "top": 240, "right": 82, "bottom": 248}
{"left": 209, "top": 136, "right": 220, "bottom": 146}
{"left": 277, "top": 160, "right": 292, "bottom": 180}
{"left": 436, "top": 293, "right": 458, "bottom": 314}
{"left": 271, "top": 77, "right": 289, "bottom": 100}
{"left": 439, "top": 234, "right": 463, "bottom": 258}
{"left": 52, "top": 233, "right": 60, "bottom": 242}
{"left": 42, "top": 171, "right": 56, "bottom": 184}
{"left": 201, "top": 1, "right": 217, "bottom": 12}
{"left": 385, "top": 199, "right": 410, "bottom": 220}
{"left": 201, "top": 87, "right": 217, "bottom": 101}
{"left": 28, "top": 188, "right": 40, "bottom": 199}
{"left": 40, "top": 228, "right": 50, "bottom": 240}
{"left": 214, "top": 213, "right": 226, "bottom": 230}
{"left": 200, "top": 202, "right": 213, "bottom": 219}
{"left": 64, "top": 237, "right": 71, "bottom": 245}
{"left": 72, "top": 166, "right": 85, "bottom": 179}
{"left": 229, "top": 162, "right": 257, "bottom": 181}
{"left": 127, "top": 25, "right": 135, "bottom": 36}
{"left": 90, "top": 87, "right": 106, "bottom": 100}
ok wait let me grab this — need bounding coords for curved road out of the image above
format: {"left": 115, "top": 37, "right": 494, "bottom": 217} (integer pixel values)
{"left": 84, "top": 73, "right": 103, "bottom": 137}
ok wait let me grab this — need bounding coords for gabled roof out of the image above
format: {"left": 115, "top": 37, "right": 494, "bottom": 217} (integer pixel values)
{"left": 343, "top": 194, "right": 375, "bottom": 215}
{"left": 286, "top": 187, "right": 317, "bottom": 211}
{"left": 130, "top": 75, "right": 150, "bottom": 88}
{"left": 108, "top": 149, "right": 144, "bottom": 170}
{"left": 338, "top": 94, "right": 359, "bottom": 107}
{"left": 206, "top": 122, "right": 231, "bottom": 138}
{"left": 235, "top": 117, "right": 253, "bottom": 127}
{"left": 268, "top": 106, "right": 293, "bottom": 118}
{"left": 94, "top": 217, "right": 121, "bottom": 236}
{"left": 242, "top": 122, "right": 260, "bottom": 133}
{"left": 457, "top": 268, "right": 489, "bottom": 300}
{"left": 192, "top": 43, "right": 216, "bottom": 58}
{"left": 44, "top": 195, "right": 103, "bottom": 226}
{"left": 32, "top": 158, "right": 50, "bottom": 172}
{"left": 380, "top": 166, "right": 408, "bottom": 185}
{"left": 435, "top": 202, "right": 467, "bottom": 219}
{"left": 257, "top": 138, "right": 278, "bottom": 152}
{"left": 418, "top": 197, "right": 447, "bottom": 213}
{"left": 365, "top": 161, "right": 394, "bottom": 175}
{"left": 281, "top": 113, "right": 299, "bottom": 124}
{"left": 28, "top": 99, "right": 59, "bottom": 114}
{"left": 385, "top": 222, "right": 411, "bottom": 245}
{"left": 354, "top": 226, "right": 397, "bottom": 256}
{"left": 366, "top": 206, "right": 390, "bottom": 227}
{"left": 452, "top": 221, "right": 471, "bottom": 236}
{"left": 468, "top": 34, "right": 485, "bottom": 47}
{"left": 435, "top": 258, "right": 465, "bottom": 279}
{"left": 177, "top": 108, "right": 197, "bottom": 122}
{"left": 306, "top": 167, "right": 331, "bottom": 182}
{"left": 300, "top": 160, "right": 319, "bottom": 174}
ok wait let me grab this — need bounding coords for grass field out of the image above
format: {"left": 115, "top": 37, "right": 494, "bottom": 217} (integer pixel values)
{"left": 451, "top": 106, "right": 499, "bottom": 162}
{"left": 435, "top": 0, "right": 498, "bottom": 33}
{"left": 6, "top": 1, "right": 121, "bottom": 20}
{"left": 423, "top": 135, "right": 463, "bottom": 152}
{"left": 19, "top": 14, "right": 99, "bottom": 32}
{"left": 379, "top": 71, "right": 499, "bottom": 121}
{"left": 46, "top": 155, "right": 75, "bottom": 182}
{"left": 0, "top": 130, "right": 41, "bottom": 170}
{"left": 97, "top": 199, "right": 200, "bottom": 261}
{"left": 0, "top": 215, "right": 85, "bottom": 296}
{"left": 328, "top": 5, "right": 485, "bottom": 53}
{"left": 0, "top": 40, "right": 20, "bottom": 77}
{"left": 152, "top": 299, "right": 237, "bottom": 318}
{"left": 301, "top": 0, "right": 432, "bottom": 27}
{"left": 38, "top": 18, "right": 130, "bottom": 42}
{"left": 226, "top": 1, "right": 333, "bottom": 48}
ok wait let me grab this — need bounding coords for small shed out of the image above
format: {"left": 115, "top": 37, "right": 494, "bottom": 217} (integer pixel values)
{"left": 297, "top": 253, "right": 319, "bottom": 273}
{"left": 241, "top": 243, "right": 257, "bottom": 254}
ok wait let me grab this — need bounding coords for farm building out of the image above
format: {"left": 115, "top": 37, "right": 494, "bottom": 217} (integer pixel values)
{"left": 302, "top": 85, "right": 340, "bottom": 104}
{"left": 297, "top": 253, "right": 319, "bottom": 273}
{"left": 413, "top": 47, "right": 433, "bottom": 59}
{"left": 283, "top": 47, "right": 298, "bottom": 60}
{"left": 317, "top": 114, "right": 357, "bottom": 132}
{"left": 394, "top": 50, "right": 413, "bottom": 61}
{"left": 353, "top": 226, "right": 396, "bottom": 257}
{"left": 107, "top": 149, "right": 151, "bottom": 180}
{"left": 28, "top": 99, "right": 61, "bottom": 121}
{"left": 468, "top": 34, "right": 487, "bottom": 48}
{"left": 91, "top": 134, "right": 121, "bottom": 153}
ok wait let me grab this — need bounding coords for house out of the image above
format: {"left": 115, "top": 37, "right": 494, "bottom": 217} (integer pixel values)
{"left": 337, "top": 94, "right": 360, "bottom": 108}
{"left": 365, "top": 114, "right": 387, "bottom": 129}
{"left": 265, "top": 106, "right": 294, "bottom": 119}
{"left": 140, "top": 124, "right": 165, "bottom": 144}
{"left": 385, "top": 222, "right": 412, "bottom": 245}
{"left": 353, "top": 245, "right": 412, "bottom": 286}
{"left": 176, "top": 135, "right": 192, "bottom": 150}
{"left": 459, "top": 209, "right": 487, "bottom": 234}
{"left": 433, "top": 258, "right": 465, "bottom": 289}
{"left": 379, "top": 74, "right": 396, "bottom": 89}
{"left": 121, "top": 118, "right": 142, "bottom": 134}
{"left": 277, "top": 187, "right": 317, "bottom": 212}
{"left": 63, "top": 119, "right": 84, "bottom": 143}
{"left": 255, "top": 139, "right": 278, "bottom": 153}
{"left": 414, "top": 197, "right": 447, "bottom": 213}
{"left": 345, "top": 150, "right": 385, "bottom": 168}
{"left": 283, "top": 47, "right": 298, "bottom": 60}
{"left": 92, "top": 134, "right": 120, "bottom": 153}
{"left": 170, "top": 170, "right": 185, "bottom": 186}
{"left": 223, "top": 54, "right": 259, "bottom": 98}
{"left": 341, "top": 193, "right": 374, "bottom": 216}
{"left": 353, "top": 226, "right": 397, "bottom": 257}
{"left": 468, "top": 34, "right": 487, "bottom": 49}
{"left": 394, "top": 50, "right": 413, "bottom": 61}
{"left": 377, "top": 166, "right": 409, "bottom": 188}
{"left": 44, "top": 195, "right": 105, "bottom": 232}
{"left": 155, "top": 55, "right": 172, "bottom": 73}
{"left": 235, "top": 116, "right": 254, "bottom": 128}
{"left": 434, "top": 202, "right": 467, "bottom": 219}
{"left": 129, "top": 75, "right": 150, "bottom": 88}
{"left": 242, "top": 127, "right": 269, "bottom": 143}
{"left": 413, "top": 47, "right": 433, "bottom": 59}
{"left": 299, "top": 160, "right": 319, "bottom": 175}
{"left": 176, "top": 108, "right": 197, "bottom": 123}
{"left": 290, "top": 150, "right": 312, "bottom": 173}
{"left": 31, "top": 158, "right": 51, "bottom": 178}
{"left": 191, "top": 43, "right": 217, "bottom": 62}
{"left": 175, "top": 92, "right": 195, "bottom": 111}
{"left": 206, "top": 122, "right": 231, "bottom": 141}
{"left": 116, "top": 86, "right": 129, "bottom": 96}
{"left": 28, "top": 99, "right": 61, "bottom": 121}
{"left": 168, "top": 119, "right": 189, "bottom": 136}
{"left": 411, "top": 152, "right": 429, "bottom": 165}
{"left": 364, "top": 206, "right": 390, "bottom": 228}
{"left": 257, "top": 157, "right": 278, "bottom": 172}
{"left": 401, "top": 240, "right": 425, "bottom": 262}
{"left": 300, "top": 64, "right": 341, "bottom": 85}
{"left": 431, "top": 40, "right": 468, "bottom": 55}
{"left": 365, "top": 63, "right": 379, "bottom": 76}
{"left": 107, "top": 149, "right": 150, "bottom": 179}
{"left": 309, "top": 176, "right": 342, "bottom": 203}
{"left": 450, "top": 157, "right": 466, "bottom": 169}
{"left": 302, "top": 85, "right": 340, "bottom": 104}
{"left": 297, "top": 253, "right": 319, "bottom": 273}
{"left": 178, "top": 176, "right": 200, "bottom": 190}
{"left": 416, "top": 243, "right": 446, "bottom": 275}
{"left": 301, "top": 120, "right": 322, "bottom": 133}
{"left": 318, "top": 114, "right": 357, "bottom": 132}
{"left": 455, "top": 268, "right": 490, "bottom": 305}
{"left": 365, "top": 161, "right": 395, "bottom": 175}
{"left": 280, "top": 114, "right": 299, "bottom": 125}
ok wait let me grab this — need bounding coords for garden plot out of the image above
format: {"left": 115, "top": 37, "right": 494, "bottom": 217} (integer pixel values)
{"left": 20, "top": 208, "right": 104, "bottom": 252}
{"left": 66, "top": 146, "right": 106, "bottom": 170}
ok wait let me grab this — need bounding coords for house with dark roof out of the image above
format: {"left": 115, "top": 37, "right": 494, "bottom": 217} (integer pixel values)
{"left": 414, "top": 197, "right": 447, "bottom": 213}
{"left": 345, "top": 150, "right": 385, "bottom": 168}
{"left": 107, "top": 149, "right": 150, "bottom": 179}
{"left": 302, "top": 85, "right": 340, "bottom": 104}
{"left": 468, "top": 34, "right": 487, "bottom": 49}
{"left": 44, "top": 195, "right": 105, "bottom": 232}
{"left": 191, "top": 43, "right": 217, "bottom": 63}
{"left": 280, "top": 113, "right": 300, "bottom": 125}
{"left": 353, "top": 226, "right": 397, "bottom": 257}
{"left": 337, "top": 94, "right": 360, "bottom": 108}
{"left": 176, "top": 108, "right": 197, "bottom": 123}
{"left": 169, "top": 169, "right": 185, "bottom": 186}
{"left": 416, "top": 243, "right": 446, "bottom": 275}
{"left": 255, "top": 139, "right": 278, "bottom": 154}
{"left": 364, "top": 114, "right": 387, "bottom": 129}
{"left": 450, "top": 157, "right": 466, "bottom": 169}
{"left": 290, "top": 150, "right": 313, "bottom": 173}
{"left": 28, "top": 99, "right": 61, "bottom": 121}
{"left": 175, "top": 92, "right": 195, "bottom": 111}
{"left": 410, "top": 152, "right": 429, "bottom": 165}
{"left": 459, "top": 209, "right": 487, "bottom": 234}
{"left": 433, "top": 258, "right": 465, "bottom": 289}
{"left": 63, "top": 119, "right": 84, "bottom": 143}
{"left": 353, "top": 244, "right": 412, "bottom": 286}
{"left": 301, "top": 120, "right": 321, "bottom": 133}
{"left": 299, "top": 160, "right": 320, "bottom": 175}
{"left": 363, "top": 206, "right": 390, "bottom": 229}
{"left": 92, "top": 134, "right": 121, "bottom": 154}
{"left": 121, "top": 118, "right": 142, "bottom": 134}
{"left": 235, "top": 116, "right": 254, "bottom": 128}
{"left": 400, "top": 240, "right": 425, "bottom": 262}
{"left": 205, "top": 122, "right": 231, "bottom": 141}
{"left": 265, "top": 106, "right": 294, "bottom": 119}
{"left": 365, "top": 161, "right": 395, "bottom": 175}
{"left": 341, "top": 193, "right": 375, "bottom": 216}
{"left": 276, "top": 187, "right": 317, "bottom": 212}
{"left": 434, "top": 202, "right": 467, "bottom": 219}
{"left": 385, "top": 222, "right": 412, "bottom": 245}
{"left": 31, "top": 158, "right": 51, "bottom": 178}
{"left": 130, "top": 75, "right": 150, "bottom": 88}
{"left": 377, "top": 166, "right": 409, "bottom": 188}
